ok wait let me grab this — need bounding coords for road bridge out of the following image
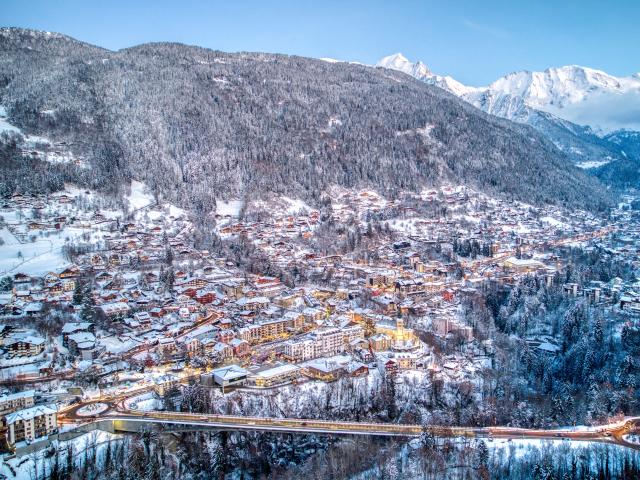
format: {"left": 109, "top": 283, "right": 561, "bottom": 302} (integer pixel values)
{"left": 61, "top": 407, "right": 640, "bottom": 451}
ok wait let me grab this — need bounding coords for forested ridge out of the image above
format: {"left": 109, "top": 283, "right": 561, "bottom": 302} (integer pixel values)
{"left": 0, "top": 28, "right": 611, "bottom": 214}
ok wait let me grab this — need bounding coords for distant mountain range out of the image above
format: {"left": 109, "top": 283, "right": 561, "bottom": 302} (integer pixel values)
{"left": 0, "top": 28, "right": 613, "bottom": 212}
{"left": 377, "top": 53, "right": 640, "bottom": 133}
{"left": 377, "top": 54, "right": 640, "bottom": 185}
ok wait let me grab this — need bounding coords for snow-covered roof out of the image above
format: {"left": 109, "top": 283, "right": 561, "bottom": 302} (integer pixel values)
{"left": 211, "top": 365, "right": 248, "bottom": 380}
{"left": 0, "top": 389, "right": 35, "bottom": 403}
{"left": 236, "top": 296, "right": 270, "bottom": 306}
{"left": 62, "top": 322, "right": 93, "bottom": 334}
{"left": 6, "top": 333, "right": 45, "bottom": 346}
{"left": 68, "top": 332, "right": 96, "bottom": 347}
{"left": 503, "top": 257, "right": 546, "bottom": 267}
{"left": 98, "top": 302, "right": 130, "bottom": 314}
{"left": 255, "top": 364, "right": 300, "bottom": 379}
{"left": 304, "top": 355, "right": 351, "bottom": 372}
{"left": 5, "top": 404, "right": 57, "bottom": 425}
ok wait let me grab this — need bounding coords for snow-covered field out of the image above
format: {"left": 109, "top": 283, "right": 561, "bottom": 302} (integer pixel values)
{"left": 126, "top": 391, "right": 163, "bottom": 412}
{"left": 540, "top": 216, "right": 565, "bottom": 227}
{"left": 0, "top": 105, "right": 21, "bottom": 135}
{"left": 216, "top": 199, "right": 244, "bottom": 217}
{"left": 76, "top": 403, "right": 109, "bottom": 417}
{"left": 0, "top": 226, "right": 72, "bottom": 277}
{"left": 577, "top": 159, "right": 612, "bottom": 169}
{"left": 280, "top": 197, "right": 312, "bottom": 214}
{"left": 98, "top": 335, "right": 139, "bottom": 356}
{"left": 126, "top": 180, "right": 154, "bottom": 210}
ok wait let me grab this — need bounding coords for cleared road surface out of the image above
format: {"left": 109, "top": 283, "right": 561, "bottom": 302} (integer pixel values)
{"left": 59, "top": 402, "right": 640, "bottom": 450}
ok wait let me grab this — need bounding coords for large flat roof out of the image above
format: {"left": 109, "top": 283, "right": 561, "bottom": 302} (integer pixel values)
{"left": 255, "top": 364, "right": 300, "bottom": 379}
{"left": 211, "top": 365, "right": 249, "bottom": 380}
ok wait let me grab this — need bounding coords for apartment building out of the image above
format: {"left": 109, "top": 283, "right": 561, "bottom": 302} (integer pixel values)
{"left": 0, "top": 390, "right": 35, "bottom": 416}
{"left": 5, "top": 404, "right": 58, "bottom": 445}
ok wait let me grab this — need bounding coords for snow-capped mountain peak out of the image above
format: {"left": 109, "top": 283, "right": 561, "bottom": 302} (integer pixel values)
{"left": 376, "top": 53, "right": 477, "bottom": 96}
{"left": 487, "top": 65, "right": 634, "bottom": 110}
{"left": 480, "top": 65, "right": 640, "bottom": 133}
{"left": 376, "top": 53, "right": 640, "bottom": 134}
{"left": 377, "top": 53, "right": 432, "bottom": 80}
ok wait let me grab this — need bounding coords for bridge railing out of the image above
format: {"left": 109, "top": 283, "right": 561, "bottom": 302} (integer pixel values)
{"left": 116, "top": 410, "right": 426, "bottom": 435}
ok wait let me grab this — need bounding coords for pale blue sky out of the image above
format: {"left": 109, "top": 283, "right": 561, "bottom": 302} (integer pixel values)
{"left": 2, "top": 0, "right": 638, "bottom": 85}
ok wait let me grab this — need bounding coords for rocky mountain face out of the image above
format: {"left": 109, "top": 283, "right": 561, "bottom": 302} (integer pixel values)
{"left": 0, "top": 28, "right": 612, "bottom": 214}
